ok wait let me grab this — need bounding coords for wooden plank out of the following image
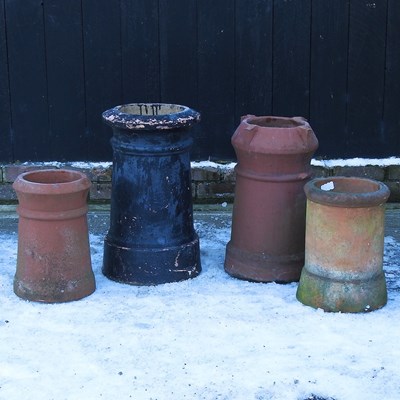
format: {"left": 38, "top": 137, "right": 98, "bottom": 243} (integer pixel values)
{"left": 346, "top": 0, "right": 387, "bottom": 157}
{"left": 0, "top": 0, "right": 12, "bottom": 161}
{"left": 5, "top": 0, "right": 49, "bottom": 161}
{"left": 273, "top": 0, "right": 312, "bottom": 118}
{"left": 82, "top": 0, "right": 122, "bottom": 160}
{"left": 309, "top": 0, "right": 349, "bottom": 158}
{"left": 159, "top": 0, "right": 197, "bottom": 107}
{"left": 158, "top": 0, "right": 201, "bottom": 161}
{"left": 198, "top": 0, "right": 235, "bottom": 160}
{"left": 383, "top": 0, "right": 400, "bottom": 155}
{"left": 121, "top": 0, "right": 160, "bottom": 104}
{"left": 44, "top": 0, "right": 87, "bottom": 160}
{"left": 235, "top": 0, "right": 273, "bottom": 121}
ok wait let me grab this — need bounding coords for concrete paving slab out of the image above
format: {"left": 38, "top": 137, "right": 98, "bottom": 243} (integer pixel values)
{"left": 0, "top": 203, "right": 399, "bottom": 242}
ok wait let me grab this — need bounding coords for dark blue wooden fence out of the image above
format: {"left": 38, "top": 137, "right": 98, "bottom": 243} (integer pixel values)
{"left": 0, "top": 0, "right": 399, "bottom": 162}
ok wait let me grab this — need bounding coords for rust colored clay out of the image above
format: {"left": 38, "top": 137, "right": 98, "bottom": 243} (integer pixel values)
{"left": 13, "top": 169, "right": 95, "bottom": 303}
{"left": 224, "top": 116, "right": 318, "bottom": 282}
{"left": 296, "top": 177, "right": 390, "bottom": 312}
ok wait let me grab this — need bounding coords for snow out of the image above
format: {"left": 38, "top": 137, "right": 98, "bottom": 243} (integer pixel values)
{"left": 311, "top": 157, "right": 400, "bottom": 168}
{"left": 1, "top": 213, "right": 400, "bottom": 400}
{"left": 20, "top": 161, "right": 113, "bottom": 170}
{"left": 321, "top": 182, "right": 335, "bottom": 191}
{"left": 191, "top": 157, "right": 400, "bottom": 171}
{"left": 16, "top": 157, "right": 400, "bottom": 174}
{"left": 69, "top": 162, "right": 113, "bottom": 169}
{"left": 191, "top": 161, "right": 237, "bottom": 170}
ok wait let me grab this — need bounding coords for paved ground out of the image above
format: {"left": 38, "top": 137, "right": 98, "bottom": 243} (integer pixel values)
{"left": 384, "top": 203, "right": 400, "bottom": 241}
{"left": 1, "top": 203, "right": 399, "bottom": 242}
{"left": 0, "top": 204, "right": 235, "bottom": 237}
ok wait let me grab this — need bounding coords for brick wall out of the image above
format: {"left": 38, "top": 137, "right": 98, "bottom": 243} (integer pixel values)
{"left": 0, "top": 161, "right": 399, "bottom": 204}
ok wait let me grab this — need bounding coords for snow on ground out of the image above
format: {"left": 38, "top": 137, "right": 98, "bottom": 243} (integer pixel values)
{"left": 0, "top": 215, "right": 400, "bottom": 400}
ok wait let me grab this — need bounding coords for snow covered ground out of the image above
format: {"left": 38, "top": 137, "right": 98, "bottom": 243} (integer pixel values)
{"left": 0, "top": 209, "right": 399, "bottom": 400}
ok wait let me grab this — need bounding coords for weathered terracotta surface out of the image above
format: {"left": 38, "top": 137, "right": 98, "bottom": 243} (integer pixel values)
{"left": 296, "top": 177, "right": 390, "bottom": 312}
{"left": 225, "top": 116, "right": 318, "bottom": 282}
{"left": 13, "top": 169, "right": 95, "bottom": 303}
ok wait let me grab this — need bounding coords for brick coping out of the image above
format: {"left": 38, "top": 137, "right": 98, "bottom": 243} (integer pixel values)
{"left": 1, "top": 160, "right": 399, "bottom": 203}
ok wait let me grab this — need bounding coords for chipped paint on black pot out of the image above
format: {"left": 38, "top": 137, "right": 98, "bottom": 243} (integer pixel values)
{"left": 102, "top": 103, "right": 201, "bottom": 285}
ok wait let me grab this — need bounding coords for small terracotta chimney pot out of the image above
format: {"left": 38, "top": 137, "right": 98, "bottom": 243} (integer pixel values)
{"left": 297, "top": 176, "right": 390, "bottom": 312}
{"left": 13, "top": 169, "right": 95, "bottom": 303}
